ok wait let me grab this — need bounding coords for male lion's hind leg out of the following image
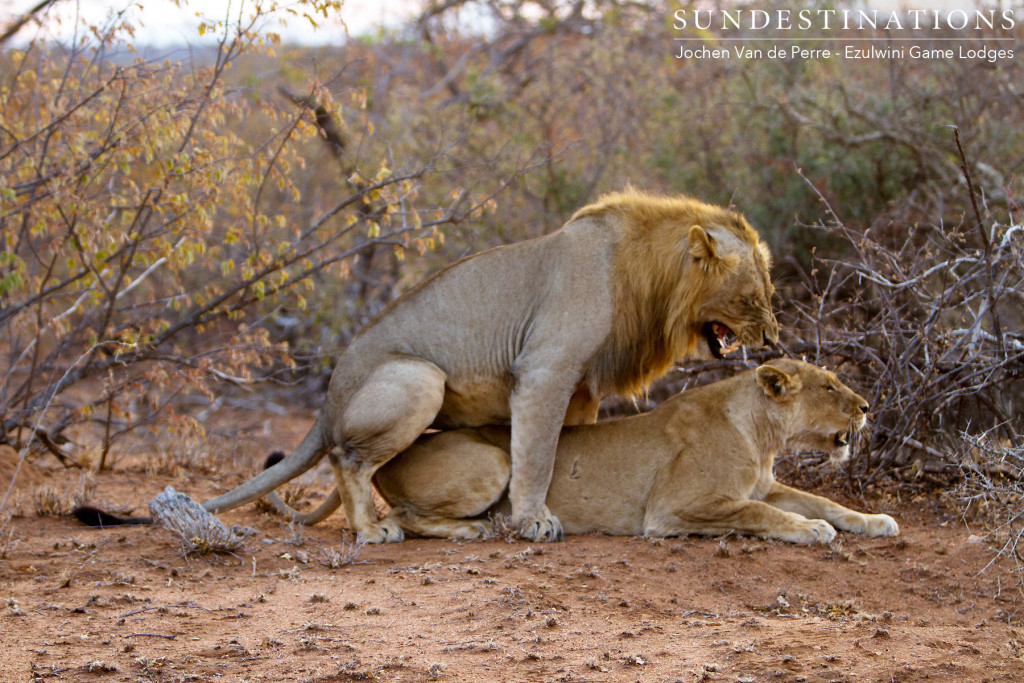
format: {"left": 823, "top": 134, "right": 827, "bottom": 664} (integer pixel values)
{"left": 329, "top": 359, "right": 448, "bottom": 544}
{"left": 763, "top": 482, "right": 899, "bottom": 537}
{"left": 330, "top": 450, "right": 403, "bottom": 543}
{"left": 644, "top": 499, "right": 838, "bottom": 545}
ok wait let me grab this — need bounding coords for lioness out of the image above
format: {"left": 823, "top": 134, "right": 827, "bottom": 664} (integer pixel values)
{"left": 77, "top": 191, "right": 778, "bottom": 543}
{"left": 371, "top": 359, "right": 898, "bottom": 544}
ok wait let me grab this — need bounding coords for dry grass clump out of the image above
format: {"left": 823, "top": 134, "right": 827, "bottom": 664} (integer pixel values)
{"left": 33, "top": 473, "right": 95, "bottom": 517}
{"left": 957, "top": 433, "right": 1024, "bottom": 590}
{"left": 318, "top": 541, "right": 366, "bottom": 568}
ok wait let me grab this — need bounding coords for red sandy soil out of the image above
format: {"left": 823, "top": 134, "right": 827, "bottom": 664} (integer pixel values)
{"left": 2, "top": 410, "right": 1022, "bottom": 682}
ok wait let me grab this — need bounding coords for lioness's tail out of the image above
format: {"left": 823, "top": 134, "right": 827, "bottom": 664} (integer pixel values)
{"left": 72, "top": 506, "right": 152, "bottom": 526}
{"left": 262, "top": 451, "right": 343, "bottom": 525}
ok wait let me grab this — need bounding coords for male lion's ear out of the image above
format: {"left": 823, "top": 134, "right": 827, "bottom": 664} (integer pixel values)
{"left": 755, "top": 365, "right": 801, "bottom": 400}
{"left": 688, "top": 225, "right": 718, "bottom": 262}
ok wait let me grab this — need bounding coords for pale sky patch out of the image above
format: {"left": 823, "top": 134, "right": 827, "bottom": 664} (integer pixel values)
{"left": 1, "top": 0, "right": 421, "bottom": 46}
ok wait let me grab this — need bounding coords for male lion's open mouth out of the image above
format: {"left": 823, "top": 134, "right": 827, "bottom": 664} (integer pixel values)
{"left": 702, "top": 321, "right": 740, "bottom": 360}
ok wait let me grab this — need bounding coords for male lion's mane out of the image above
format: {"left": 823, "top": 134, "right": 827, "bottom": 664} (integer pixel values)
{"left": 580, "top": 190, "right": 769, "bottom": 397}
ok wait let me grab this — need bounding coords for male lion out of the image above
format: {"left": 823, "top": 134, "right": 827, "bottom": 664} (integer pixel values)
{"left": 77, "top": 191, "right": 778, "bottom": 543}
{"left": 371, "top": 359, "right": 899, "bottom": 544}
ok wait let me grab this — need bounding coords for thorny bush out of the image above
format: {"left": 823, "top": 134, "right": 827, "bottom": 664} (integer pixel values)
{"left": 957, "top": 433, "right": 1024, "bottom": 600}
{"left": 785, "top": 162, "right": 1023, "bottom": 485}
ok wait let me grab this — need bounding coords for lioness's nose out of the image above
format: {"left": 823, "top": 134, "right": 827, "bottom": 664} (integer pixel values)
{"left": 860, "top": 404, "right": 869, "bottom": 414}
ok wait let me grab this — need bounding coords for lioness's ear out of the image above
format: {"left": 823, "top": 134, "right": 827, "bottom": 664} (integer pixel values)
{"left": 688, "top": 225, "right": 718, "bottom": 261}
{"left": 756, "top": 365, "right": 801, "bottom": 400}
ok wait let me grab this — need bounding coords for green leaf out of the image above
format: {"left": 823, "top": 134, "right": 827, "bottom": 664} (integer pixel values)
{"left": 0, "top": 272, "right": 23, "bottom": 295}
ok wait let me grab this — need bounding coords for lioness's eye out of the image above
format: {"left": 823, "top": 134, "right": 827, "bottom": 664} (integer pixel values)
{"left": 824, "top": 385, "right": 836, "bottom": 393}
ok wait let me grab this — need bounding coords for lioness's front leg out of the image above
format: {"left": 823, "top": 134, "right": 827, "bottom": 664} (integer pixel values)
{"left": 563, "top": 384, "right": 601, "bottom": 426}
{"left": 645, "top": 499, "right": 838, "bottom": 545}
{"left": 763, "top": 482, "right": 899, "bottom": 537}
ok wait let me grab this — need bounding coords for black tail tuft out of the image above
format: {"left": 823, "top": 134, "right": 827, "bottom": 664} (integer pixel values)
{"left": 264, "top": 450, "right": 287, "bottom": 470}
{"left": 72, "top": 505, "right": 152, "bottom": 527}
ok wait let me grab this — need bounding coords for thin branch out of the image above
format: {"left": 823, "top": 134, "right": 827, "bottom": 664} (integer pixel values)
{"left": 0, "top": 0, "right": 59, "bottom": 46}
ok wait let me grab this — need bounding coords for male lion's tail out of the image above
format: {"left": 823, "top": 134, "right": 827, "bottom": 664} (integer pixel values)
{"left": 73, "top": 416, "right": 330, "bottom": 528}
{"left": 200, "top": 415, "right": 329, "bottom": 513}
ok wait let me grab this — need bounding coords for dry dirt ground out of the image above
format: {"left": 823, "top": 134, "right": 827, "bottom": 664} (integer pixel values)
{"left": 2, "top": 409, "right": 1022, "bottom": 683}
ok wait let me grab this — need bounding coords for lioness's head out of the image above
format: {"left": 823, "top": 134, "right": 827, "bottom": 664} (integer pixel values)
{"left": 688, "top": 223, "right": 779, "bottom": 360}
{"left": 755, "top": 359, "right": 869, "bottom": 461}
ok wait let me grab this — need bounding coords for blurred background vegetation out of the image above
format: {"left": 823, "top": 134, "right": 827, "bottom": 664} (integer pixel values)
{"left": 1, "top": 0, "right": 1022, "bottom": 558}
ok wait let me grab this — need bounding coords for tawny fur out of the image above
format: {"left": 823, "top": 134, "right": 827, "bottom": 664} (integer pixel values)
{"left": 89, "top": 191, "right": 778, "bottom": 544}
{"left": 374, "top": 360, "right": 899, "bottom": 544}
{"left": 581, "top": 191, "right": 775, "bottom": 397}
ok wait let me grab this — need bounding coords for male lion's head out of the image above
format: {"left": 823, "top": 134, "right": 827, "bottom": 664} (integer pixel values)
{"left": 575, "top": 191, "right": 779, "bottom": 396}
{"left": 755, "top": 359, "right": 869, "bottom": 461}
{"left": 686, "top": 222, "right": 778, "bottom": 360}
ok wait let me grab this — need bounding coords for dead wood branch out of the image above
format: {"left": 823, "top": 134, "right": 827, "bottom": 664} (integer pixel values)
{"left": 149, "top": 487, "right": 257, "bottom": 556}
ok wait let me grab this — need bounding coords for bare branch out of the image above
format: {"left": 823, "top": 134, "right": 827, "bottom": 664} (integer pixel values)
{"left": 0, "top": 0, "right": 59, "bottom": 46}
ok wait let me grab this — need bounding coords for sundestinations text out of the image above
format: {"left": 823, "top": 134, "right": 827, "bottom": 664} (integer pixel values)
{"left": 672, "top": 9, "right": 1016, "bottom": 31}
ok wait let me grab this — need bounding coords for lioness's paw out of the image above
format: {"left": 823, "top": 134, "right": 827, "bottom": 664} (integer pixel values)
{"left": 450, "top": 520, "right": 494, "bottom": 541}
{"left": 517, "top": 512, "right": 564, "bottom": 543}
{"left": 356, "top": 519, "right": 405, "bottom": 544}
{"left": 803, "top": 519, "right": 837, "bottom": 545}
{"left": 864, "top": 513, "right": 899, "bottom": 537}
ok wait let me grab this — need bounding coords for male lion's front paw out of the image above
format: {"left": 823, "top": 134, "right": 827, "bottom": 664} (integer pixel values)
{"left": 864, "top": 513, "right": 899, "bottom": 537}
{"left": 802, "top": 519, "right": 837, "bottom": 545}
{"left": 356, "top": 519, "right": 405, "bottom": 544}
{"left": 517, "top": 510, "right": 564, "bottom": 542}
